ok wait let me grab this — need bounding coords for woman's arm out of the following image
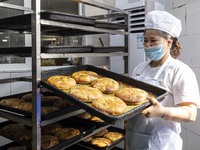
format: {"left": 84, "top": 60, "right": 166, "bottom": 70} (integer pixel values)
{"left": 141, "top": 97, "right": 197, "bottom": 122}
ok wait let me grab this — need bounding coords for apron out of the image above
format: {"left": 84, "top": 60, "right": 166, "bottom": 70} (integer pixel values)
{"left": 127, "top": 56, "right": 182, "bottom": 150}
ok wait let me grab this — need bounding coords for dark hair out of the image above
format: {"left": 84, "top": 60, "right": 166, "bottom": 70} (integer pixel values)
{"left": 156, "top": 30, "right": 182, "bottom": 59}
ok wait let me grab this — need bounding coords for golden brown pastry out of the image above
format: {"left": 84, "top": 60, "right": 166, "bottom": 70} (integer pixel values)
{"left": 7, "top": 146, "right": 26, "bottom": 150}
{"left": 53, "top": 99, "right": 73, "bottom": 109}
{"left": 42, "top": 123, "right": 62, "bottom": 135}
{"left": 83, "top": 136, "right": 93, "bottom": 142}
{"left": 93, "top": 129, "right": 108, "bottom": 137}
{"left": 41, "top": 106, "right": 60, "bottom": 115}
{"left": 69, "top": 86, "right": 103, "bottom": 102}
{"left": 41, "top": 135, "right": 59, "bottom": 150}
{"left": 71, "top": 70, "right": 99, "bottom": 84}
{"left": 21, "top": 93, "right": 43, "bottom": 102}
{"left": 76, "top": 112, "right": 92, "bottom": 120}
{"left": 55, "top": 128, "right": 80, "bottom": 142}
{"left": 103, "top": 131, "right": 123, "bottom": 142}
{"left": 91, "top": 137, "right": 111, "bottom": 147}
{"left": 15, "top": 130, "right": 32, "bottom": 142}
{"left": 41, "top": 96, "right": 62, "bottom": 106}
{"left": 115, "top": 87, "right": 148, "bottom": 105}
{"left": 90, "top": 116, "right": 104, "bottom": 122}
{"left": 91, "top": 77, "right": 119, "bottom": 94}
{"left": 92, "top": 95, "right": 127, "bottom": 116}
{"left": 47, "top": 75, "right": 76, "bottom": 90}
{"left": 0, "top": 123, "right": 25, "bottom": 136}
{"left": 0, "top": 98, "right": 25, "bottom": 107}
{"left": 13, "top": 102, "right": 32, "bottom": 111}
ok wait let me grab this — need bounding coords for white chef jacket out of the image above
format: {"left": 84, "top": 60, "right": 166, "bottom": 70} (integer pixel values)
{"left": 126, "top": 55, "right": 200, "bottom": 150}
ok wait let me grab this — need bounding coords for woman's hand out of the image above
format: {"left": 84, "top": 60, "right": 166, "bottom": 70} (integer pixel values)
{"left": 141, "top": 97, "right": 165, "bottom": 118}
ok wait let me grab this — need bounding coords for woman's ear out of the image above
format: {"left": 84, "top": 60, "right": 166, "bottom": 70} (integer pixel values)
{"left": 167, "top": 38, "right": 173, "bottom": 49}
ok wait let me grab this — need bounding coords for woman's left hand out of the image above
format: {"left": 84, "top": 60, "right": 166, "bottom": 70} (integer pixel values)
{"left": 141, "top": 97, "right": 165, "bottom": 118}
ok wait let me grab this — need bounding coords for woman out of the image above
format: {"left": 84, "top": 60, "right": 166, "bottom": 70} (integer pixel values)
{"left": 127, "top": 10, "right": 200, "bottom": 150}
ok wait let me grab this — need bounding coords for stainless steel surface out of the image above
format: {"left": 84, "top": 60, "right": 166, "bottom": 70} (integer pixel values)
{"left": 40, "top": 52, "right": 129, "bottom": 58}
{"left": 40, "top": 19, "right": 129, "bottom": 35}
{"left": 0, "top": 2, "right": 32, "bottom": 12}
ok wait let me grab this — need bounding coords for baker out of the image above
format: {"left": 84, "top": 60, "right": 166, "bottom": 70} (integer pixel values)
{"left": 127, "top": 10, "right": 200, "bottom": 150}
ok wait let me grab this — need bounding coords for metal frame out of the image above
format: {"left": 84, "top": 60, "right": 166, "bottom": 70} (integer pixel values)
{"left": 0, "top": 1, "right": 129, "bottom": 150}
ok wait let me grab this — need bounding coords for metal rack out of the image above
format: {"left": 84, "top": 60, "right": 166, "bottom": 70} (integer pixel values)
{"left": 0, "top": 0, "right": 129, "bottom": 149}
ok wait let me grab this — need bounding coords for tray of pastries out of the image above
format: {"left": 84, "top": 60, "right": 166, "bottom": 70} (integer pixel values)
{"left": 0, "top": 117, "right": 96, "bottom": 150}
{"left": 0, "top": 90, "right": 80, "bottom": 120}
{"left": 79, "top": 126, "right": 125, "bottom": 150}
{"left": 41, "top": 65, "right": 167, "bottom": 124}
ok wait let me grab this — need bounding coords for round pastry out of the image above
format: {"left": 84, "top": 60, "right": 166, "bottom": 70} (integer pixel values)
{"left": 47, "top": 75, "right": 76, "bottom": 90}
{"left": 0, "top": 98, "right": 25, "bottom": 107}
{"left": 42, "top": 123, "right": 62, "bottom": 135}
{"left": 55, "top": 128, "right": 80, "bottom": 142}
{"left": 91, "top": 137, "right": 111, "bottom": 147}
{"left": 15, "top": 130, "right": 32, "bottom": 142}
{"left": 41, "top": 135, "right": 59, "bottom": 150}
{"left": 13, "top": 102, "right": 32, "bottom": 111}
{"left": 41, "top": 96, "right": 62, "bottom": 106}
{"left": 115, "top": 87, "right": 148, "bottom": 105}
{"left": 7, "top": 146, "right": 26, "bottom": 150}
{"left": 53, "top": 99, "right": 73, "bottom": 109}
{"left": 71, "top": 70, "right": 99, "bottom": 84}
{"left": 83, "top": 136, "right": 93, "bottom": 142}
{"left": 21, "top": 93, "right": 43, "bottom": 102}
{"left": 0, "top": 123, "right": 25, "bottom": 136}
{"left": 91, "top": 77, "right": 119, "bottom": 94}
{"left": 76, "top": 112, "right": 92, "bottom": 120}
{"left": 93, "top": 129, "right": 108, "bottom": 137}
{"left": 41, "top": 106, "right": 60, "bottom": 115}
{"left": 103, "top": 131, "right": 123, "bottom": 142}
{"left": 69, "top": 86, "right": 103, "bottom": 102}
{"left": 90, "top": 116, "right": 104, "bottom": 122}
{"left": 92, "top": 95, "right": 127, "bottom": 116}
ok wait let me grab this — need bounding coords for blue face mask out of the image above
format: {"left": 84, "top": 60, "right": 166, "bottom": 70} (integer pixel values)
{"left": 144, "top": 44, "right": 166, "bottom": 61}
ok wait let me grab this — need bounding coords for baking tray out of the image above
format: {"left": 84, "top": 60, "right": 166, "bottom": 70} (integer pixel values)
{"left": 79, "top": 126, "right": 125, "bottom": 150}
{"left": 0, "top": 11, "right": 100, "bottom": 36}
{"left": 0, "top": 91, "right": 81, "bottom": 120}
{"left": 0, "top": 117, "right": 96, "bottom": 150}
{"left": 95, "top": 21, "right": 127, "bottom": 30}
{"left": 92, "top": 46, "right": 126, "bottom": 53}
{"left": 41, "top": 65, "right": 167, "bottom": 124}
{"left": 0, "top": 142, "right": 26, "bottom": 150}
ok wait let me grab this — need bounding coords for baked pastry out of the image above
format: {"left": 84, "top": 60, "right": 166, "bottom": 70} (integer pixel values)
{"left": 71, "top": 70, "right": 99, "bottom": 84}
{"left": 42, "top": 123, "right": 62, "bottom": 135}
{"left": 76, "top": 112, "right": 92, "bottom": 120}
{"left": 115, "top": 87, "right": 148, "bottom": 105}
{"left": 91, "top": 137, "right": 111, "bottom": 147}
{"left": 92, "top": 95, "right": 127, "bottom": 116}
{"left": 69, "top": 86, "right": 103, "bottom": 102}
{"left": 41, "top": 106, "right": 60, "bottom": 115}
{"left": 103, "top": 131, "right": 123, "bottom": 142}
{"left": 7, "top": 146, "right": 26, "bottom": 150}
{"left": 55, "top": 128, "right": 80, "bottom": 142}
{"left": 15, "top": 129, "right": 32, "bottom": 142}
{"left": 0, "top": 98, "right": 25, "bottom": 107}
{"left": 53, "top": 99, "right": 73, "bottom": 109}
{"left": 47, "top": 75, "right": 76, "bottom": 90}
{"left": 41, "top": 135, "right": 59, "bottom": 149}
{"left": 21, "top": 93, "right": 43, "bottom": 102}
{"left": 90, "top": 116, "right": 104, "bottom": 122}
{"left": 41, "top": 96, "right": 62, "bottom": 106}
{"left": 0, "top": 123, "right": 25, "bottom": 136}
{"left": 94, "top": 129, "right": 108, "bottom": 137}
{"left": 13, "top": 102, "right": 32, "bottom": 111}
{"left": 91, "top": 77, "right": 119, "bottom": 94}
{"left": 83, "top": 136, "right": 93, "bottom": 142}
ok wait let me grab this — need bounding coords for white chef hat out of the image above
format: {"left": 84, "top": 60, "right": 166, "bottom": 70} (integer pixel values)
{"left": 145, "top": 10, "right": 182, "bottom": 37}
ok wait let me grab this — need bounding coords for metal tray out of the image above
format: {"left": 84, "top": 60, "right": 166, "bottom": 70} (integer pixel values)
{"left": 0, "top": 117, "right": 96, "bottom": 150}
{"left": 0, "top": 142, "right": 26, "bottom": 150}
{"left": 41, "top": 65, "right": 167, "bottom": 124}
{"left": 0, "top": 11, "right": 99, "bottom": 36}
{"left": 79, "top": 126, "right": 125, "bottom": 150}
{"left": 0, "top": 91, "right": 81, "bottom": 120}
{"left": 92, "top": 46, "right": 126, "bottom": 53}
{"left": 95, "top": 21, "right": 127, "bottom": 30}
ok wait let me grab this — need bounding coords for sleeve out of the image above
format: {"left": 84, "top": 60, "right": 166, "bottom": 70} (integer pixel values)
{"left": 172, "top": 64, "right": 200, "bottom": 108}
